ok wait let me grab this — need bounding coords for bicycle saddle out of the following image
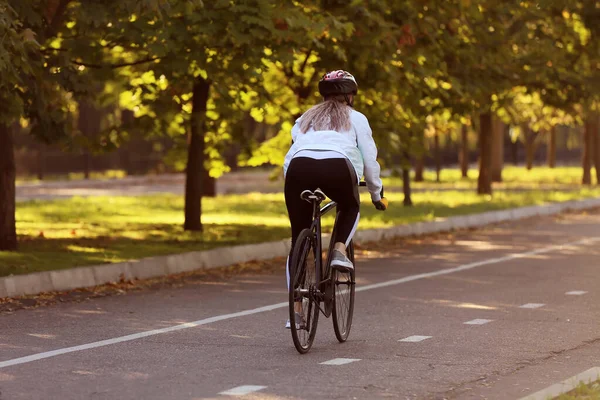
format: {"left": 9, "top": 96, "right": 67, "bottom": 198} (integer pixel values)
{"left": 300, "top": 189, "right": 327, "bottom": 203}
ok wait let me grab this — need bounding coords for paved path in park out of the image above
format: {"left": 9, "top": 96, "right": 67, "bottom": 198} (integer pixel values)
{"left": 15, "top": 172, "right": 281, "bottom": 201}
{"left": 16, "top": 172, "right": 581, "bottom": 201}
{"left": 1, "top": 210, "right": 600, "bottom": 399}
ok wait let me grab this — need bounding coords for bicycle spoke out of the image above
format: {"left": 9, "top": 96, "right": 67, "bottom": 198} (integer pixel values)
{"left": 289, "top": 229, "right": 320, "bottom": 353}
{"left": 332, "top": 242, "right": 355, "bottom": 343}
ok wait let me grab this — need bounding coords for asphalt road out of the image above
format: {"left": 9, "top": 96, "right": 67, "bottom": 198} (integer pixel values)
{"left": 1, "top": 210, "right": 600, "bottom": 399}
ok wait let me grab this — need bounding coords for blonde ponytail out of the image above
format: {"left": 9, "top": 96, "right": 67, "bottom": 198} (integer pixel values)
{"left": 299, "top": 98, "right": 352, "bottom": 133}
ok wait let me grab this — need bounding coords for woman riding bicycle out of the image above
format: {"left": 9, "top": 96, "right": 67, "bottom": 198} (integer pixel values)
{"left": 283, "top": 70, "right": 387, "bottom": 328}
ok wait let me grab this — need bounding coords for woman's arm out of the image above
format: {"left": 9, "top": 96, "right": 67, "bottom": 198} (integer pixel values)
{"left": 353, "top": 112, "right": 384, "bottom": 201}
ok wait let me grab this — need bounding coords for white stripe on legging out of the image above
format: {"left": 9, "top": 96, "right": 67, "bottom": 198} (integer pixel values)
{"left": 285, "top": 255, "right": 290, "bottom": 290}
{"left": 345, "top": 212, "right": 360, "bottom": 247}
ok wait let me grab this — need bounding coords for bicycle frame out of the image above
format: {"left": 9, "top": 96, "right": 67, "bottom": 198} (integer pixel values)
{"left": 308, "top": 199, "right": 340, "bottom": 318}
{"left": 304, "top": 182, "right": 365, "bottom": 318}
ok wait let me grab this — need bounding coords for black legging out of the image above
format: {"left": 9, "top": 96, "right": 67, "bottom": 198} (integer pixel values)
{"left": 285, "top": 157, "right": 360, "bottom": 252}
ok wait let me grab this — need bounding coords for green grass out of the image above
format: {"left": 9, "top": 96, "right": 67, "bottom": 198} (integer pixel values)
{"left": 2, "top": 186, "right": 600, "bottom": 277}
{"left": 383, "top": 166, "right": 596, "bottom": 189}
{"left": 556, "top": 380, "right": 600, "bottom": 399}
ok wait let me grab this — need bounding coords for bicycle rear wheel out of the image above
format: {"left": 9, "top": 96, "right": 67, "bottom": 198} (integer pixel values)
{"left": 289, "top": 228, "right": 320, "bottom": 354}
{"left": 332, "top": 240, "right": 355, "bottom": 342}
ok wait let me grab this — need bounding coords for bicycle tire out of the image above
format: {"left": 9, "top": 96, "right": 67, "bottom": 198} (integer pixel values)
{"left": 289, "top": 228, "right": 320, "bottom": 354}
{"left": 332, "top": 240, "right": 355, "bottom": 343}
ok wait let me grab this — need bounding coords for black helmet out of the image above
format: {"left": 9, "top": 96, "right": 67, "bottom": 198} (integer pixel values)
{"left": 318, "top": 70, "right": 358, "bottom": 97}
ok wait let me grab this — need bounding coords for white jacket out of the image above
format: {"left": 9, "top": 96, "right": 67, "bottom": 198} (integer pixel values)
{"left": 283, "top": 109, "right": 384, "bottom": 202}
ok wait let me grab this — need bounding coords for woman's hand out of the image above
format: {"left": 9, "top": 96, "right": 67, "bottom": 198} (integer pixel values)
{"left": 373, "top": 198, "right": 388, "bottom": 210}
{"left": 372, "top": 188, "right": 388, "bottom": 211}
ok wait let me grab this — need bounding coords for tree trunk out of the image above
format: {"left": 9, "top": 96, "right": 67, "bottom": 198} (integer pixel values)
{"left": 78, "top": 99, "right": 102, "bottom": 179}
{"left": 591, "top": 115, "right": 600, "bottom": 184}
{"left": 202, "top": 166, "right": 216, "bottom": 197}
{"left": 0, "top": 123, "right": 17, "bottom": 250}
{"left": 402, "top": 167, "right": 412, "bottom": 206}
{"left": 477, "top": 112, "right": 493, "bottom": 195}
{"left": 414, "top": 156, "right": 424, "bottom": 182}
{"left": 84, "top": 152, "right": 91, "bottom": 179}
{"left": 434, "top": 132, "right": 441, "bottom": 182}
{"left": 490, "top": 117, "right": 504, "bottom": 182}
{"left": 511, "top": 138, "right": 518, "bottom": 165}
{"left": 459, "top": 124, "right": 469, "bottom": 178}
{"left": 184, "top": 77, "right": 211, "bottom": 231}
{"left": 582, "top": 120, "right": 593, "bottom": 185}
{"left": 120, "top": 110, "right": 135, "bottom": 174}
{"left": 523, "top": 125, "right": 538, "bottom": 170}
{"left": 547, "top": 126, "right": 556, "bottom": 168}
{"left": 36, "top": 145, "right": 45, "bottom": 180}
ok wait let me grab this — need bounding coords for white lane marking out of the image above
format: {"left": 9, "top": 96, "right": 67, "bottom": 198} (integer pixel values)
{"left": 1, "top": 237, "right": 598, "bottom": 370}
{"left": 566, "top": 290, "right": 588, "bottom": 295}
{"left": 320, "top": 358, "right": 360, "bottom": 366}
{"left": 464, "top": 319, "right": 493, "bottom": 325}
{"left": 355, "top": 238, "right": 599, "bottom": 293}
{"left": 519, "top": 367, "right": 600, "bottom": 400}
{"left": 0, "top": 302, "right": 286, "bottom": 369}
{"left": 219, "top": 385, "right": 267, "bottom": 396}
{"left": 399, "top": 335, "right": 432, "bottom": 342}
{"left": 520, "top": 303, "right": 546, "bottom": 309}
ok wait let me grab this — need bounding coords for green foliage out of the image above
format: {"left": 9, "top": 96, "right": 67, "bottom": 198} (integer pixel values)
{"left": 2, "top": 0, "right": 599, "bottom": 179}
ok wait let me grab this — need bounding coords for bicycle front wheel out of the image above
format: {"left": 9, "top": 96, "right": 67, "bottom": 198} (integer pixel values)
{"left": 332, "top": 240, "right": 355, "bottom": 342}
{"left": 289, "top": 228, "right": 320, "bottom": 354}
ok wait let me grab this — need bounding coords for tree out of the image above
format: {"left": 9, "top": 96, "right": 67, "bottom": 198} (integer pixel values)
{"left": 592, "top": 114, "right": 600, "bottom": 184}
{"left": 459, "top": 124, "right": 470, "bottom": 178}
{"left": 242, "top": 0, "right": 430, "bottom": 206}
{"left": 420, "top": 1, "right": 599, "bottom": 193}
{"left": 582, "top": 117, "right": 593, "bottom": 185}
{"left": 477, "top": 112, "right": 493, "bottom": 194}
{"left": 490, "top": 116, "right": 504, "bottom": 182}
{"left": 0, "top": 3, "right": 26, "bottom": 250}
{"left": 97, "top": 0, "right": 352, "bottom": 231}
{"left": 547, "top": 126, "right": 557, "bottom": 168}
{"left": 0, "top": 0, "right": 74, "bottom": 250}
{"left": 0, "top": 124, "right": 17, "bottom": 250}
{"left": 0, "top": 0, "right": 167, "bottom": 250}
{"left": 498, "top": 87, "right": 578, "bottom": 172}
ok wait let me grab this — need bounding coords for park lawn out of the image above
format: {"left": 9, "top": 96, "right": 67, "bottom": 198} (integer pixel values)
{"left": 556, "top": 380, "right": 600, "bottom": 399}
{"left": 2, "top": 188, "right": 600, "bottom": 277}
{"left": 384, "top": 166, "right": 597, "bottom": 189}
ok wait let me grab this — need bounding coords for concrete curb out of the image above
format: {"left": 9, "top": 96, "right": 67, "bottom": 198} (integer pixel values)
{"left": 2, "top": 197, "right": 600, "bottom": 299}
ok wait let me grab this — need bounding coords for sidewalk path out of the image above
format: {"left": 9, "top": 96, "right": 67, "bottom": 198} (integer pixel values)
{"left": 16, "top": 171, "right": 582, "bottom": 201}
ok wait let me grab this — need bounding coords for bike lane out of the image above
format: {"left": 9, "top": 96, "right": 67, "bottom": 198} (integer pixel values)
{"left": 0, "top": 211, "right": 599, "bottom": 399}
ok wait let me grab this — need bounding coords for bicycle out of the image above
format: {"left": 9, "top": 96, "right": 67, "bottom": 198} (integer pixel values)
{"left": 289, "top": 182, "right": 382, "bottom": 354}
